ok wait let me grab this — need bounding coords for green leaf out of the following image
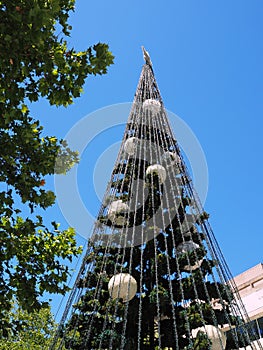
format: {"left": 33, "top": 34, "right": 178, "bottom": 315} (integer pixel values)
{"left": 21, "top": 104, "right": 28, "bottom": 114}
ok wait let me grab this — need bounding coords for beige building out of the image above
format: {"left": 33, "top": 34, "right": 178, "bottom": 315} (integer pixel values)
{"left": 231, "top": 263, "right": 263, "bottom": 349}
{"left": 234, "top": 263, "right": 263, "bottom": 320}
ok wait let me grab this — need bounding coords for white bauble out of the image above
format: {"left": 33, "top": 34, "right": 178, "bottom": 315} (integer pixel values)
{"left": 211, "top": 298, "right": 228, "bottom": 311}
{"left": 192, "top": 325, "right": 226, "bottom": 350}
{"left": 108, "top": 273, "right": 137, "bottom": 302}
{"left": 161, "top": 151, "right": 181, "bottom": 168}
{"left": 177, "top": 241, "right": 203, "bottom": 271}
{"left": 124, "top": 137, "right": 139, "bottom": 155}
{"left": 108, "top": 200, "right": 129, "bottom": 226}
{"left": 146, "top": 164, "right": 167, "bottom": 184}
{"left": 142, "top": 99, "right": 161, "bottom": 114}
{"left": 177, "top": 240, "right": 199, "bottom": 253}
{"left": 182, "top": 299, "right": 205, "bottom": 309}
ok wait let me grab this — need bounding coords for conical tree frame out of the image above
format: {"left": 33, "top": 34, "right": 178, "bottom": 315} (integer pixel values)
{"left": 50, "top": 52, "right": 262, "bottom": 350}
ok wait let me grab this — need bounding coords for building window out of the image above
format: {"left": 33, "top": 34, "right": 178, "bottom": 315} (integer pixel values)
{"left": 247, "top": 320, "right": 260, "bottom": 341}
{"left": 257, "top": 316, "right": 263, "bottom": 338}
{"left": 225, "top": 318, "right": 263, "bottom": 348}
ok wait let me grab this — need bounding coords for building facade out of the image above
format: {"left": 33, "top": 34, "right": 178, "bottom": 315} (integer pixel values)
{"left": 231, "top": 263, "right": 263, "bottom": 348}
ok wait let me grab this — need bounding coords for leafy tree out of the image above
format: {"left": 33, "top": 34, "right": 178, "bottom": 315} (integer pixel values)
{"left": 0, "top": 0, "right": 114, "bottom": 334}
{"left": 0, "top": 300, "right": 57, "bottom": 349}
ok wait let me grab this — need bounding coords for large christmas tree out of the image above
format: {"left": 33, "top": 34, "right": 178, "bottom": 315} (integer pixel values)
{"left": 51, "top": 49, "right": 262, "bottom": 350}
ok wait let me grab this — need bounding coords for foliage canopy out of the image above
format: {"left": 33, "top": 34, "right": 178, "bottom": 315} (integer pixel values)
{"left": 0, "top": 0, "right": 114, "bottom": 333}
{"left": 0, "top": 300, "right": 56, "bottom": 349}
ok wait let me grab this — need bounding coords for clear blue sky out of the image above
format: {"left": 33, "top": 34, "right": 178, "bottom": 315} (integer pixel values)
{"left": 31, "top": 1, "right": 263, "bottom": 316}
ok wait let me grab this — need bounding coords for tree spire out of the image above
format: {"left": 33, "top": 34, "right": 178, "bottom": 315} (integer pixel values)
{"left": 141, "top": 46, "right": 152, "bottom": 66}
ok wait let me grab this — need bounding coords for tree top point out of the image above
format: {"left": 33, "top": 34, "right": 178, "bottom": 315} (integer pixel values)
{"left": 141, "top": 46, "right": 152, "bottom": 67}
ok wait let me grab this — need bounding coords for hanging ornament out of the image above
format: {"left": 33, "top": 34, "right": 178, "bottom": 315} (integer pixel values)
{"left": 108, "top": 200, "right": 129, "bottom": 226}
{"left": 124, "top": 137, "right": 139, "bottom": 155}
{"left": 142, "top": 99, "right": 161, "bottom": 114}
{"left": 146, "top": 164, "right": 166, "bottom": 184}
{"left": 182, "top": 299, "right": 205, "bottom": 309}
{"left": 192, "top": 325, "right": 226, "bottom": 350}
{"left": 177, "top": 241, "right": 203, "bottom": 271}
{"left": 108, "top": 273, "right": 137, "bottom": 302}
{"left": 211, "top": 298, "right": 228, "bottom": 311}
{"left": 161, "top": 151, "right": 181, "bottom": 169}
